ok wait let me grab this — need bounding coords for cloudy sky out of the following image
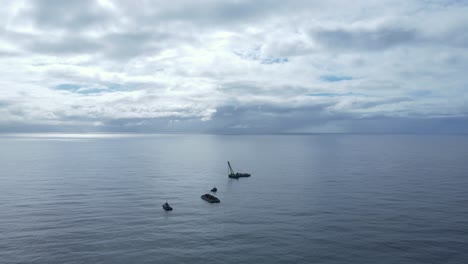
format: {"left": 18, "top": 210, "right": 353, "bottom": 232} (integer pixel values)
{"left": 0, "top": 0, "right": 467, "bottom": 133}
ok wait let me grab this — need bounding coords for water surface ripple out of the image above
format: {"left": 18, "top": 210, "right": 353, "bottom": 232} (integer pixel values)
{"left": 0, "top": 134, "right": 467, "bottom": 263}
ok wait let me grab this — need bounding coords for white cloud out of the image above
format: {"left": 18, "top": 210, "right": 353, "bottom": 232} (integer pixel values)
{"left": 0, "top": 0, "right": 467, "bottom": 133}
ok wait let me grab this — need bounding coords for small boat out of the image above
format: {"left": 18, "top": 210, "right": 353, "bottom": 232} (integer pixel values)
{"left": 162, "top": 202, "right": 173, "bottom": 211}
{"left": 211, "top": 187, "right": 217, "bottom": 192}
{"left": 227, "top": 161, "right": 251, "bottom": 179}
{"left": 201, "top": 193, "right": 220, "bottom": 203}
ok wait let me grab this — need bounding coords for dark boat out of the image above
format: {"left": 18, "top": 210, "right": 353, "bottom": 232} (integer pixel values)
{"left": 228, "top": 161, "right": 251, "bottom": 179}
{"left": 211, "top": 187, "right": 217, "bottom": 192}
{"left": 201, "top": 193, "right": 220, "bottom": 203}
{"left": 162, "top": 202, "right": 173, "bottom": 211}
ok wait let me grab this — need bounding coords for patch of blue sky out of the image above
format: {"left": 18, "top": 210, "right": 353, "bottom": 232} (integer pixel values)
{"left": 55, "top": 83, "right": 81, "bottom": 92}
{"left": 54, "top": 83, "right": 125, "bottom": 94}
{"left": 320, "top": 75, "right": 353, "bottom": 82}
{"left": 233, "top": 50, "right": 288, "bottom": 65}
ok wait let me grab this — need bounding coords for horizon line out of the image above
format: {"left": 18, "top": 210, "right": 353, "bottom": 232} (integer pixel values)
{"left": 1, "top": 132, "right": 467, "bottom": 136}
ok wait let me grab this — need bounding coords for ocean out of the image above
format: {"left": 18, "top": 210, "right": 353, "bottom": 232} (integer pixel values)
{"left": 1, "top": 134, "right": 467, "bottom": 263}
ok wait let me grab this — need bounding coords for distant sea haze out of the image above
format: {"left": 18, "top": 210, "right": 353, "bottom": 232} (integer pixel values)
{"left": 1, "top": 134, "right": 467, "bottom": 264}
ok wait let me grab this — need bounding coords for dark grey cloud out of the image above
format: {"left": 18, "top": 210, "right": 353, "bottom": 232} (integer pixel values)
{"left": 21, "top": 0, "right": 113, "bottom": 31}
{"left": 28, "top": 36, "right": 103, "bottom": 55}
{"left": 440, "top": 25, "right": 468, "bottom": 47}
{"left": 0, "top": 100, "right": 12, "bottom": 107}
{"left": 101, "top": 30, "right": 195, "bottom": 60}
{"left": 0, "top": 28, "right": 101, "bottom": 56}
{"left": 336, "top": 97, "right": 414, "bottom": 111}
{"left": 221, "top": 82, "right": 310, "bottom": 97}
{"left": 0, "top": 50, "right": 21, "bottom": 57}
{"left": 124, "top": 0, "right": 314, "bottom": 28}
{"left": 153, "top": 0, "right": 273, "bottom": 25}
{"left": 338, "top": 116, "right": 468, "bottom": 134}
{"left": 1, "top": 29, "right": 189, "bottom": 60}
{"left": 206, "top": 103, "right": 338, "bottom": 134}
{"left": 19, "top": 0, "right": 291, "bottom": 34}
{"left": 209, "top": 105, "right": 468, "bottom": 134}
{"left": 2, "top": 101, "right": 468, "bottom": 134}
{"left": 312, "top": 22, "right": 468, "bottom": 52}
{"left": 312, "top": 26, "right": 420, "bottom": 51}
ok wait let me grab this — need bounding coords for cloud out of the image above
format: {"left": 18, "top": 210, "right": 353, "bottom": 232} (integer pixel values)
{"left": 17, "top": 0, "right": 114, "bottom": 31}
{"left": 313, "top": 26, "right": 420, "bottom": 51}
{"left": 0, "top": 0, "right": 467, "bottom": 133}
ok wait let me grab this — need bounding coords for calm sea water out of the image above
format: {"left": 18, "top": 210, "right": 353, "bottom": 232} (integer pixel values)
{"left": 1, "top": 134, "right": 467, "bottom": 264}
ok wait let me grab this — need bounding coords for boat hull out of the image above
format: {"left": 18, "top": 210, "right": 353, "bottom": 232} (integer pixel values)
{"left": 228, "top": 173, "right": 251, "bottom": 179}
{"left": 201, "top": 194, "right": 220, "bottom": 203}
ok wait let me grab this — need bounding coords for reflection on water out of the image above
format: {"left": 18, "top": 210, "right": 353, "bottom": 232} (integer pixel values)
{"left": 0, "top": 134, "right": 467, "bottom": 264}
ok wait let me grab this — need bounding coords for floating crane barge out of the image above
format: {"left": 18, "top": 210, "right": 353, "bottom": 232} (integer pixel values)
{"left": 227, "top": 161, "right": 251, "bottom": 179}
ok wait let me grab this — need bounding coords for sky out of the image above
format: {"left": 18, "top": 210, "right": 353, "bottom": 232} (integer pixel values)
{"left": 0, "top": 0, "right": 467, "bottom": 133}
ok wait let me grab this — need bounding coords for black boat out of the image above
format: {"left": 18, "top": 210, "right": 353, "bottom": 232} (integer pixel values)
{"left": 211, "top": 187, "right": 217, "bottom": 192}
{"left": 227, "top": 161, "right": 251, "bottom": 179}
{"left": 162, "top": 202, "right": 173, "bottom": 211}
{"left": 201, "top": 193, "right": 220, "bottom": 203}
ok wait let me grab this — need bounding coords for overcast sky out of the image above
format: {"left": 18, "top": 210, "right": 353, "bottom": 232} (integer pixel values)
{"left": 0, "top": 0, "right": 467, "bottom": 133}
